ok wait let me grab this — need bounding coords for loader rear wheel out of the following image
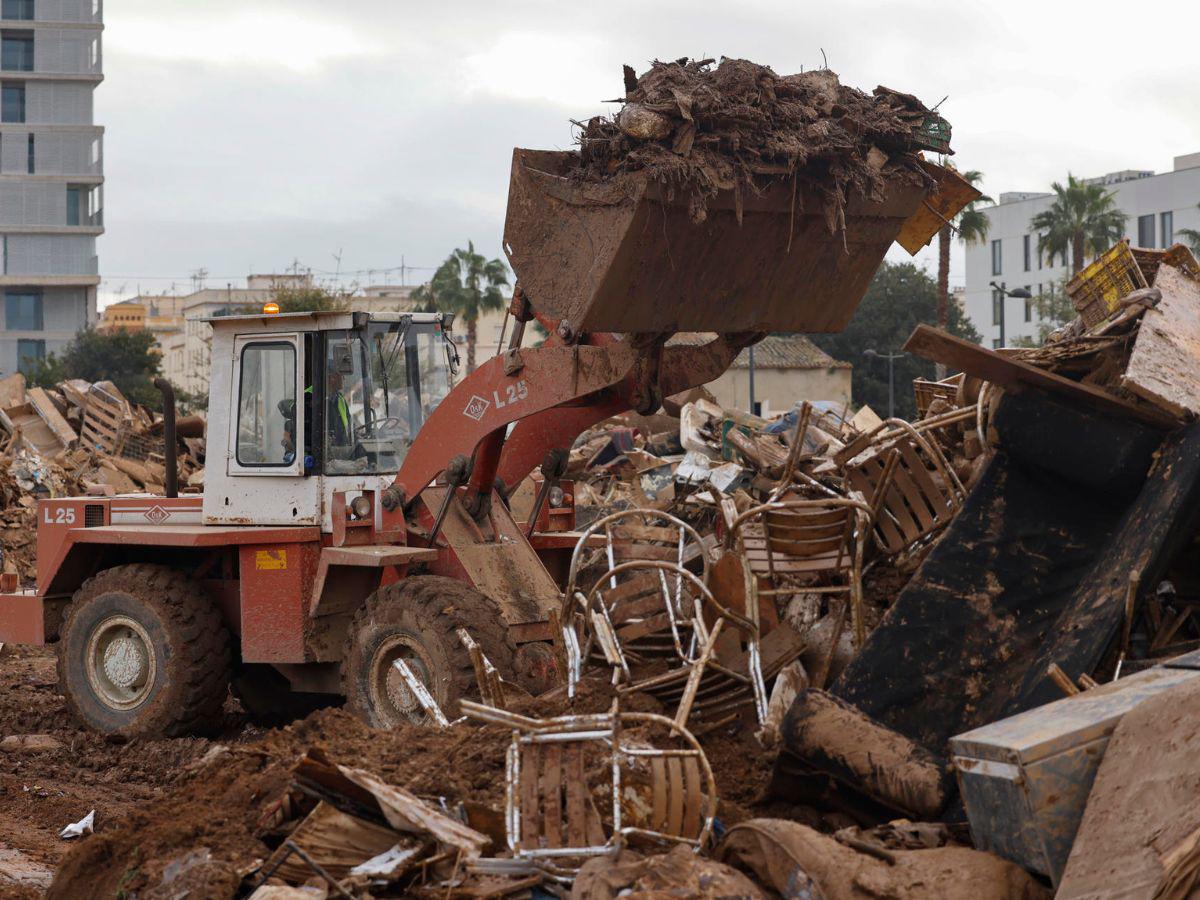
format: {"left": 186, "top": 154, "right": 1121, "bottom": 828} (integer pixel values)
{"left": 341, "top": 576, "right": 516, "bottom": 728}
{"left": 57, "top": 564, "right": 233, "bottom": 738}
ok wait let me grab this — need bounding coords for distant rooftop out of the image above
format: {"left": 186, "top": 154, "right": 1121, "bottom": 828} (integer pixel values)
{"left": 669, "top": 333, "right": 849, "bottom": 370}
{"left": 995, "top": 151, "right": 1200, "bottom": 206}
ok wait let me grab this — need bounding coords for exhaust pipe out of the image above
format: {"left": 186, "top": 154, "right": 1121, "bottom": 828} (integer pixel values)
{"left": 153, "top": 377, "right": 178, "bottom": 499}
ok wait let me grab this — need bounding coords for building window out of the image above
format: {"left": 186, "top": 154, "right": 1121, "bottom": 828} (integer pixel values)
{"left": 1023, "top": 234, "right": 1031, "bottom": 271}
{"left": 25, "top": 131, "right": 31, "bottom": 173}
{"left": 16, "top": 338, "right": 43, "bottom": 375}
{"left": 1, "top": 0, "right": 33, "bottom": 20}
{"left": 1138, "top": 213, "right": 1155, "bottom": 248}
{"left": 1, "top": 80, "right": 23, "bottom": 122}
{"left": 991, "top": 288, "right": 1003, "bottom": 326}
{"left": 1024, "top": 294, "right": 1033, "bottom": 322}
{"left": 0, "top": 30, "right": 32, "bottom": 72}
{"left": 1037, "top": 235, "right": 1044, "bottom": 270}
{"left": 6, "top": 289, "right": 42, "bottom": 330}
{"left": 991, "top": 239, "right": 1002, "bottom": 276}
{"left": 992, "top": 339, "right": 1002, "bottom": 349}
{"left": 66, "top": 186, "right": 82, "bottom": 225}
{"left": 1161, "top": 211, "right": 1174, "bottom": 248}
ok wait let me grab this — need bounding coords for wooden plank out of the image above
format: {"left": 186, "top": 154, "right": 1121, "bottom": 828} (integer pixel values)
{"left": 27, "top": 387, "right": 76, "bottom": 451}
{"left": 0, "top": 372, "right": 25, "bottom": 409}
{"left": 564, "top": 744, "right": 587, "bottom": 847}
{"left": 903, "top": 324, "right": 1174, "bottom": 427}
{"left": 541, "top": 743, "right": 562, "bottom": 849}
{"left": 1122, "top": 264, "right": 1200, "bottom": 419}
{"left": 520, "top": 742, "right": 540, "bottom": 848}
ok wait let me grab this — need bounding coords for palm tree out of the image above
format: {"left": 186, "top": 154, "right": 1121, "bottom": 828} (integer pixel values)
{"left": 1030, "top": 174, "right": 1127, "bottom": 275}
{"left": 937, "top": 169, "right": 991, "bottom": 335}
{"left": 413, "top": 242, "right": 509, "bottom": 372}
{"left": 1177, "top": 203, "right": 1200, "bottom": 255}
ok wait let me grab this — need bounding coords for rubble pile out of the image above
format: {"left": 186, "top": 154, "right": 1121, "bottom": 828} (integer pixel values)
{"left": 575, "top": 57, "right": 945, "bottom": 224}
{"left": 20, "top": 241, "right": 1200, "bottom": 897}
{"left": 0, "top": 373, "right": 204, "bottom": 582}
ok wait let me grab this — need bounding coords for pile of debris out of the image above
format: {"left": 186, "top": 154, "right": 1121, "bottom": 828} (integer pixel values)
{"left": 574, "top": 57, "right": 947, "bottom": 225}
{"left": 0, "top": 373, "right": 204, "bottom": 582}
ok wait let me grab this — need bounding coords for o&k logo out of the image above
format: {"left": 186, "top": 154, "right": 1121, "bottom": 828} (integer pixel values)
{"left": 463, "top": 395, "right": 490, "bottom": 421}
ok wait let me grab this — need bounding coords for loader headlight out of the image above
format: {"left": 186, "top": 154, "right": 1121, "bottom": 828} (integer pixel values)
{"left": 549, "top": 486, "right": 565, "bottom": 508}
{"left": 349, "top": 495, "right": 372, "bottom": 519}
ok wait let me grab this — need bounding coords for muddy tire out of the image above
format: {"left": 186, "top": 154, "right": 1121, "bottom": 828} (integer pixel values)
{"left": 341, "top": 576, "right": 516, "bottom": 728}
{"left": 57, "top": 564, "right": 233, "bottom": 738}
{"left": 232, "top": 664, "right": 336, "bottom": 725}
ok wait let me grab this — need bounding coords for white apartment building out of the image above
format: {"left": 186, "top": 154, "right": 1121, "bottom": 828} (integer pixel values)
{"left": 0, "top": 0, "right": 103, "bottom": 377}
{"left": 964, "top": 152, "right": 1200, "bottom": 346}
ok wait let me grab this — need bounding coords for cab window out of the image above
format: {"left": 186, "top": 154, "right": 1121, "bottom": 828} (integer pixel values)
{"left": 236, "top": 342, "right": 296, "bottom": 466}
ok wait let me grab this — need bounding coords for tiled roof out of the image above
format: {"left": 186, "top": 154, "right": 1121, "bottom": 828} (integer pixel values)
{"left": 668, "top": 333, "right": 851, "bottom": 370}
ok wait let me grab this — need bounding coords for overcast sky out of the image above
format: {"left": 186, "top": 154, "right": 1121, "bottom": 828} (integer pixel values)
{"left": 96, "top": 0, "right": 1200, "bottom": 306}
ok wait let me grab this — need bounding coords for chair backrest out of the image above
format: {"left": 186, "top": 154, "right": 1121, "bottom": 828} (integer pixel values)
{"left": 838, "top": 418, "right": 964, "bottom": 556}
{"left": 460, "top": 702, "right": 718, "bottom": 861}
{"left": 727, "top": 498, "right": 873, "bottom": 579}
{"left": 584, "top": 561, "right": 720, "bottom": 674}
{"left": 563, "top": 509, "right": 710, "bottom": 618}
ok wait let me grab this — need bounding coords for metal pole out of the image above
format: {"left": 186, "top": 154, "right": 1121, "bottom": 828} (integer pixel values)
{"left": 999, "top": 281, "right": 1006, "bottom": 348}
{"left": 887, "top": 354, "right": 895, "bottom": 419}
{"left": 748, "top": 344, "right": 756, "bottom": 415}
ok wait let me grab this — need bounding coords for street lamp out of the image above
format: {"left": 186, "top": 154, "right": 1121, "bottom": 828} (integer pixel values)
{"left": 863, "top": 348, "right": 906, "bottom": 418}
{"left": 989, "top": 281, "right": 1033, "bottom": 348}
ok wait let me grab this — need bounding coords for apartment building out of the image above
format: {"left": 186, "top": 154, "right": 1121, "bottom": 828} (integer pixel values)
{"left": 964, "top": 152, "right": 1200, "bottom": 346}
{"left": 0, "top": 0, "right": 103, "bottom": 375}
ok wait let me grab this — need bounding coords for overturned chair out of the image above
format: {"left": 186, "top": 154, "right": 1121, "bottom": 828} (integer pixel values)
{"left": 559, "top": 509, "right": 711, "bottom": 699}
{"left": 575, "top": 558, "right": 768, "bottom": 731}
{"left": 835, "top": 417, "right": 965, "bottom": 558}
{"left": 462, "top": 700, "right": 717, "bottom": 872}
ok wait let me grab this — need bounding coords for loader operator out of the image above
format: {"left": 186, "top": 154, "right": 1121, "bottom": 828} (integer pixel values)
{"left": 281, "top": 371, "right": 353, "bottom": 468}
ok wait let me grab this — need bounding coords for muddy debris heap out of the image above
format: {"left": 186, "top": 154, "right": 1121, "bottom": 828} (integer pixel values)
{"left": 12, "top": 57, "right": 1200, "bottom": 900}
{"left": 575, "top": 56, "right": 944, "bottom": 225}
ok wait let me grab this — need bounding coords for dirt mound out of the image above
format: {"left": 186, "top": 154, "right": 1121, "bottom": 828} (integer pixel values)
{"left": 47, "top": 708, "right": 516, "bottom": 897}
{"left": 574, "top": 57, "right": 938, "bottom": 225}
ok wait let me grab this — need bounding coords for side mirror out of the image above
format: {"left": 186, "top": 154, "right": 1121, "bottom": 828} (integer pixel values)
{"left": 443, "top": 333, "right": 460, "bottom": 377}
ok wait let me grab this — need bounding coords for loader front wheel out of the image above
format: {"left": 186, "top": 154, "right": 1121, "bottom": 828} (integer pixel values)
{"left": 341, "top": 576, "right": 516, "bottom": 728}
{"left": 57, "top": 564, "right": 233, "bottom": 738}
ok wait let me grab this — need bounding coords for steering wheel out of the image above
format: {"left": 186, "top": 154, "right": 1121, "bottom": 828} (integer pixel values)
{"left": 356, "top": 416, "right": 406, "bottom": 437}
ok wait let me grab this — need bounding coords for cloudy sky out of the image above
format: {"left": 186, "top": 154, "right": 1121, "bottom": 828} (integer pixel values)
{"left": 96, "top": 0, "right": 1200, "bottom": 306}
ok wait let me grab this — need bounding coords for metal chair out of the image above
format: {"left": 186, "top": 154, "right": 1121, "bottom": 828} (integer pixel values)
{"left": 724, "top": 493, "right": 883, "bottom": 650}
{"left": 581, "top": 560, "right": 768, "bottom": 729}
{"left": 836, "top": 418, "right": 965, "bottom": 558}
{"left": 559, "top": 510, "right": 711, "bottom": 699}
{"left": 461, "top": 701, "right": 717, "bottom": 866}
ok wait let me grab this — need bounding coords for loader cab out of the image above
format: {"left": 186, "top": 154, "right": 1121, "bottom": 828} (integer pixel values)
{"left": 203, "top": 309, "right": 457, "bottom": 529}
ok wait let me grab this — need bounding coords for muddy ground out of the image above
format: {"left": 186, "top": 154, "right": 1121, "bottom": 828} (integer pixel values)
{"left": 0, "top": 645, "right": 810, "bottom": 896}
{"left": 0, "top": 645, "right": 235, "bottom": 894}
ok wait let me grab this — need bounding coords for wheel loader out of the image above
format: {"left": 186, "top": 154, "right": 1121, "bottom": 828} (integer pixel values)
{"left": 0, "top": 148, "right": 974, "bottom": 737}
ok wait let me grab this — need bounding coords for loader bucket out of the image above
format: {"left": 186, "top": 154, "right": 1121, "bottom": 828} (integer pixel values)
{"left": 503, "top": 149, "right": 933, "bottom": 335}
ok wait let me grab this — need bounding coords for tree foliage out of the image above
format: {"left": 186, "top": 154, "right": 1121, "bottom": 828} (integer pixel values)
{"left": 1010, "top": 277, "right": 1075, "bottom": 347}
{"left": 1177, "top": 203, "right": 1200, "bottom": 255}
{"left": 268, "top": 283, "right": 348, "bottom": 314}
{"left": 28, "top": 328, "right": 163, "bottom": 409}
{"left": 936, "top": 168, "right": 991, "bottom": 329}
{"left": 411, "top": 242, "right": 508, "bottom": 372}
{"left": 809, "top": 261, "right": 981, "bottom": 419}
{"left": 1030, "top": 175, "right": 1126, "bottom": 275}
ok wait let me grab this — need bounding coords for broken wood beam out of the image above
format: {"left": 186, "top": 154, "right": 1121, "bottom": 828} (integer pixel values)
{"left": 902, "top": 325, "right": 1175, "bottom": 428}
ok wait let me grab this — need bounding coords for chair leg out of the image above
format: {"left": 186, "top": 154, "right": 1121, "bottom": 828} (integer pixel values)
{"left": 674, "top": 619, "right": 724, "bottom": 729}
{"left": 812, "top": 598, "right": 847, "bottom": 690}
